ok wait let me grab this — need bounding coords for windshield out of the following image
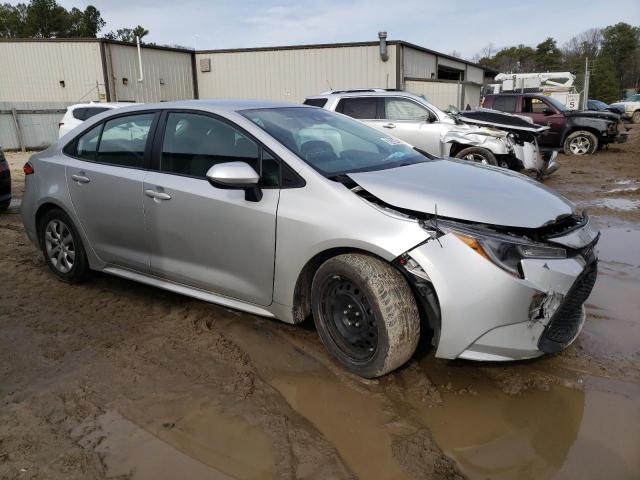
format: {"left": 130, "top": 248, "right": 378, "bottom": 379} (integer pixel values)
{"left": 545, "top": 96, "right": 568, "bottom": 112}
{"left": 589, "top": 100, "right": 607, "bottom": 109}
{"left": 626, "top": 94, "right": 640, "bottom": 101}
{"left": 240, "top": 107, "right": 430, "bottom": 176}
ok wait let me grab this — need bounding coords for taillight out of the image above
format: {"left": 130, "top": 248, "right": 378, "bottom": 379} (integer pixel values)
{"left": 23, "top": 162, "right": 34, "bottom": 175}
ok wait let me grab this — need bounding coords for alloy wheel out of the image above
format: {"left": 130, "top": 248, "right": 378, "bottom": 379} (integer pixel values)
{"left": 44, "top": 219, "right": 76, "bottom": 273}
{"left": 464, "top": 153, "right": 489, "bottom": 165}
{"left": 569, "top": 135, "right": 592, "bottom": 155}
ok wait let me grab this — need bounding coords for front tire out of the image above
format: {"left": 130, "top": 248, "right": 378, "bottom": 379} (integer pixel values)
{"left": 38, "top": 208, "right": 90, "bottom": 283}
{"left": 455, "top": 147, "right": 498, "bottom": 166}
{"left": 311, "top": 254, "right": 420, "bottom": 378}
{"left": 564, "top": 130, "right": 598, "bottom": 155}
{"left": 632, "top": 111, "right": 640, "bottom": 124}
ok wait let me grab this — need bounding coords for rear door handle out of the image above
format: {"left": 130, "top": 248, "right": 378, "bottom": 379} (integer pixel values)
{"left": 382, "top": 123, "right": 396, "bottom": 129}
{"left": 144, "top": 189, "right": 171, "bottom": 200}
{"left": 71, "top": 174, "right": 90, "bottom": 184}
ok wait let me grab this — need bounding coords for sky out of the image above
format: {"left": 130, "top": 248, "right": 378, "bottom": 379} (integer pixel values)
{"left": 57, "top": 0, "right": 640, "bottom": 58}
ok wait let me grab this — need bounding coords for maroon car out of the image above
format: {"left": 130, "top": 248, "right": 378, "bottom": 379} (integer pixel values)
{"left": 483, "top": 93, "right": 627, "bottom": 155}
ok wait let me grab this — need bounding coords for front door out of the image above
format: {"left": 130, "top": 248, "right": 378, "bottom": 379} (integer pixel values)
{"left": 143, "top": 111, "right": 279, "bottom": 306}
{"left": 519, "top": 97, "right": 564, "bottom": 148}
{"left": 66, "top": 112, "right": 156, "bottom": 271}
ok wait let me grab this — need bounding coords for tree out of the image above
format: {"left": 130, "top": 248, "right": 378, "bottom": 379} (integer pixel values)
{"left": 601, "top": 22, "right": 640, "bottom": 93}
{"left": 590, "top": 53, "right": 619, "bottom": 102}
{"left": 0, "top": 0, "right": 105, "bottom": 38}
{"left": 478, "top": 44, "right": 536, "bottom": 73}
{"left": 103, "top": 25, "right": 149, "bottom": 43}
{"left": 535, "top": 37, "right": 561, "bottom": 71}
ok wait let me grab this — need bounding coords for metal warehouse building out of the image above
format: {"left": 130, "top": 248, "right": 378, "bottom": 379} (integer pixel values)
{"left": 1, "top": 35, "right": 492, "bottom": 150}
{"left": 0, "top": 38, "right": 196, "bottom": 150}
{"left": 195, "top": 35, "right": 489, "bottom": 108}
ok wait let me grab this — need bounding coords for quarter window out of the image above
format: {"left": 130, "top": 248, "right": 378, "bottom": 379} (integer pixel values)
{"left": 303, "top": 98, "right": 328, "bottom": 108}
{"left": 384, "top": 98, "right": 431, "bottom": 121}
{"left": 97, "top": 113, "right": 154, "bottom": 168}
{"left": 336, "top": 98, "right": 378, "bottom": 119}
{"left": 161, "top": 112, "right": 259, "bottom": 178}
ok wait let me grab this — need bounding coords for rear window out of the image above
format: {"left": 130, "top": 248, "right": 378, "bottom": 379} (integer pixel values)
{"left": 72, "top": 108, "right": 87, "bottom": 120}
{"left": 492, "top": 96, "right": 517, "bottom": 113}
{"left": 303, "top": 98, "right": 328, "bottom": 108}
{"left": 336, "top": 98, "right": 378, "bottom": 119}
{"left": 84, "top": 107, "right": 110, "bottom": 119}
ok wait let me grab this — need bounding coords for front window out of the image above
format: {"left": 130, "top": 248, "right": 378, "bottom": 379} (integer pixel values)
{"left": 384, "top": 98, "right": 432, "bottom": 121}
{"left": 544, "top": 97, "right": 568, "bottom": 112}
{"left": 240, "top": 107, "right": 430, "bottom": 176}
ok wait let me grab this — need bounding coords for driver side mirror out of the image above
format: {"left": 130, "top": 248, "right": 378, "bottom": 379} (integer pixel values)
{"left": 206, "top": 161, "right": 262, "bottom": 202}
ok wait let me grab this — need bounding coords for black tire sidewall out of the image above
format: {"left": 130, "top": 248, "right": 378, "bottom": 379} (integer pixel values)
{"left": 311, "top": 258, "right": 392, "bottom": 378}
{"left": 38, "top": 208, "right": 90, "bottom": 283}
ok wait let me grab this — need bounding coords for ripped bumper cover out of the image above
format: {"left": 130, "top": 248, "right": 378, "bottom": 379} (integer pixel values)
{"left": 406, "top": 231, "right": 597, "bottom": 361}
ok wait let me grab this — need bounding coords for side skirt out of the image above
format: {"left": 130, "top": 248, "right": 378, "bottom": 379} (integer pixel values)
{"left": 102, "top": 266, "right": 276, "bottom": 319}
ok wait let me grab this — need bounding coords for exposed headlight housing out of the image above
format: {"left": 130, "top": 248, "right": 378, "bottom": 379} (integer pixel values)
{"left": 430, "top": 220, "right": 566, "bottom": 277}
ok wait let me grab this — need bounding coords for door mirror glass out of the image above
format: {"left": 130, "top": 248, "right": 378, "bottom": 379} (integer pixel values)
{"left": 206, "top": 161, "right": 260, "bottom": 187}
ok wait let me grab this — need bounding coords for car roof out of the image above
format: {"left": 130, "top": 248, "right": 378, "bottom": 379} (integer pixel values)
{"left": 306, "top": 90, "right": 419, "bottom": 100}
{"left": 92, "top": 99, "right": 304, "bottom": 115}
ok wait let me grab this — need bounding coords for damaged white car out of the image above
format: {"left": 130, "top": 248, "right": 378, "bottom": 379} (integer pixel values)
{"left": 304, "top": 89, "right": 558, "bottom": 179}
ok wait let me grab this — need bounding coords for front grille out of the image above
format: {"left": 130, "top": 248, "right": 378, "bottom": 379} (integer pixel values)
{"left": 538, "top": 261, "right": 598, "bottom": 352}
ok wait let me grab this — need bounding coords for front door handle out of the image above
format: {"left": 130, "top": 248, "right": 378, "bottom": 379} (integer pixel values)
{"left": 145, "top": 189, "right": 172, "bottom": 200}
{"left": 382, "top": 123, "right": 396, "bottom": 129}
{"left": 71, "top": 174, "right": 90, "bottom": 184}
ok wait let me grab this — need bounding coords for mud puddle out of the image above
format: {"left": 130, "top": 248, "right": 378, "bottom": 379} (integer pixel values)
{"left": 75, "top": 400, "right": 276, "bottom": 480}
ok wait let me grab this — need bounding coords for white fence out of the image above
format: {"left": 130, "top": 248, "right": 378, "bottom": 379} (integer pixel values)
{"left": 0, "top": 102, "right": 68, "bottom": 151}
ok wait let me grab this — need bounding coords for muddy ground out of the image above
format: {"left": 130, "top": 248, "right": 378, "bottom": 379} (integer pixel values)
{"left": 1, "top": 126, "right": 639, "bottom": 480}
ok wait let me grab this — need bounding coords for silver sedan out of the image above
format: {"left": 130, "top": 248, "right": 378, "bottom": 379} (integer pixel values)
{"left": 21, "top": 100, "right": 599, "bottom": 377}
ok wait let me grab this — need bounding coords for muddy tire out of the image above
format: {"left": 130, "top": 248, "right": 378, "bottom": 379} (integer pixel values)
{"left": 632, "top": 111, "right": 640, "bottom": 124}
{"left": 311, "top": 254, "right": 420, "bottom": 378}
{"left": 563, "top": 130, "right": 598, "bottom": 155}
{"left": 455, "top": 147, "right": 498, "bottom": 166}
{"left": 38, "top": 208, "right": 90, "bottom": 283}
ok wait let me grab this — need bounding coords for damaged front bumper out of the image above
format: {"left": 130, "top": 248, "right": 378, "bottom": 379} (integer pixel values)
{"left": 402, "top": 219, "right": 598, "bottom": 361}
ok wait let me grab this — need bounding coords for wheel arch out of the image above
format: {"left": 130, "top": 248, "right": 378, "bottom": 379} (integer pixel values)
{"left": 290, "top": 246, "right": 441, "bottom": 348}
{"left": 34, "top": 201, "right": 73, "bottom": 247}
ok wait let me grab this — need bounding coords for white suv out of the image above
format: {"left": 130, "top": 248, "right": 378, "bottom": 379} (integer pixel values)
{"left": 305, "top": 89, "right": 557, "bottom": 177}
{"left": 58, "top": 102, "right": 138, "bottom": 137}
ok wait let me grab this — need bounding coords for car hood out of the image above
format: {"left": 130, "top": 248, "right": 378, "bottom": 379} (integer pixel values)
{"left": 564, "top": 110, "right": 619, "bottom": 121}
{"left": 348, "top": 160, "right": 574, "bottom": 228}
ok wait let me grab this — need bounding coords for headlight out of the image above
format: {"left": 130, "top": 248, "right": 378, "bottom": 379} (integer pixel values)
{"left": 434, "top": 221, "right": 566, "bottom": 277}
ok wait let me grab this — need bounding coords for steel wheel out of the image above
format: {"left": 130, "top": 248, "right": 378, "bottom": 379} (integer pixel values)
{"left": 320, "top": 276, "right": 378, "bottom": 361}
{"left": 44, "top": 219, "right": 76, "bottom": 273}
{"left": 568, "top": 135, "right": 592, "bottom": 155}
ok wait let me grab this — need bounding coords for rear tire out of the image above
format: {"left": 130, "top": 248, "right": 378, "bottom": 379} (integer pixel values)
{"left": 0, "top": 199, "right": 9, "bottom": 212}
{"left": 455, "top": 147, "right": 498, "bottom": 166}
{"left": 563, "top": 130, "right": 598, "bottom": 155}
{"left": 632, "top": 111, "right": 640, "bottom": 124}
{"left": 311, "top": 254, "right": 420, "bottom": 378}
{"left": 38, "top": 208, "right": 90, "bottom": 283}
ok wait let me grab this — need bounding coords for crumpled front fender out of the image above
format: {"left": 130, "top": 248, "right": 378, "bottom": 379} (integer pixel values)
{"left": 442, "top": 130, "right": 511, "bottom": 155}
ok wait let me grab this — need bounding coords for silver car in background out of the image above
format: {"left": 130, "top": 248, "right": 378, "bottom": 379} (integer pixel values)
{"left": 305, "top": 89, "right": 558, "bottom": 177}
{"left": 21, "top": 100, "right": 598, "bottom": 377}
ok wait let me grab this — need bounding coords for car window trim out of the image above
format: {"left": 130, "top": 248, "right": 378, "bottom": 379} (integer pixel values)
{"left": 151, "top": 108, "right": 304, "bottom": 189}
{"left": 62, "top": 109, "right": 160, "bottom": 171}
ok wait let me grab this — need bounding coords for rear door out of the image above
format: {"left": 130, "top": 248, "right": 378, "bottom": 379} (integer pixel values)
{"left": 65, "top": 111, "right": 157, "bottom": 271}
{"left": 143, "top": 110, "right": 279, "bottom": 306}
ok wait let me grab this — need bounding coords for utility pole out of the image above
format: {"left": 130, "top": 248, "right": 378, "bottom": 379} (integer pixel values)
{"left": 582, "top": 57, "right": 590, "bottom": 110}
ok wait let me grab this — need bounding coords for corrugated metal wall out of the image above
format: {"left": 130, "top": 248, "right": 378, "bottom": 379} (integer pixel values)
{"left": 405, "top": 80, "right": 461, "bottom": 109}
{"left": 195, "top": 45, "right": 397, "bottom": 102}
{"left": 0, "top": 41, "right": 106, "bottom": 103}
{"left": 105, "top": 44, "right": 195, "bottom": 103}
{"left": 403, "top": 47, "right": 437, "bottom": 80}
{"left": 0, "top": 102, "right": 68, "bottom": 150}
